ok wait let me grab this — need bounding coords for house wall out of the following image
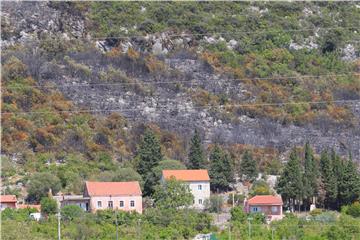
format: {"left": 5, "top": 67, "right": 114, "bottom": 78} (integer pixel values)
{"left": 61, "top": 200, "right": 89, "bottom": 211}
{"left": 89, "top": 195, "right": 142, "bottom": 214}
{"left": 249, "top": 204, "right": 283, "bottom": 221}
{"left": 188, "top": 181, "right": 210, "bottom": 209}
{"left": 0, "top": 202, "right": 16, "bottom": 210}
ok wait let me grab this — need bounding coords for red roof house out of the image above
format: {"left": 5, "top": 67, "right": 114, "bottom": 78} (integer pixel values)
{"left": 161, "top": 170, "right": 210, "bottom": 209}
{"left": 0, "top": 195, "right": 17, "bottom": 210}
{"left": 245, "top": 195, "right": 283, "bottom": 221}
{"left": 84, "top": 181, "right": 142, "bottom": 213}
{"left": 162, "top": 169, "right": 210, "bottom": 182}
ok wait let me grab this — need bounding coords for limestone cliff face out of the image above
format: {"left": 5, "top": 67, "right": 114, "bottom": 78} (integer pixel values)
{"left": 2, "top": 2, "right": 360, "bottom": 160}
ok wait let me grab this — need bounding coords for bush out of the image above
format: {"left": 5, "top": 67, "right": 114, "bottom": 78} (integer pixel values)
{"left": 40, "top": 197, "right": 58, "bottom": 215}
{"left": 204, "top": 195, "right": 224, "bottom": 213}
{"left": 61, "top": 205, "right": 84, "bottom": 221}
{"left": 346, "top": 202, "right": 360, "bottom": 218}
{"left": 27, "top": 172, "right": 61, "bottom": 203}
{"left": 227, "top": 193, "right": 245, "bottom": 206}
{"left": 230, "top": 206, "right": 247, "bottom": 223}
{"left": 310, "top": 208, "right": 323, "bottom": 217}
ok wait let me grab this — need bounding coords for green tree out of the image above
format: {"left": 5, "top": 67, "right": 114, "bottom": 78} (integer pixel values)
{"left": 204, "top": 195, "right": 224, "bottom": 213}
{"left": 137, "top": 129, "right": 163, "bottom": 195}
{"left": 319, "top": 150, "right": 338, "bottom": 209}
{"left": 338, "top": 156, "right": 360, "bottom": 206}
{"left": 61, "top": 205, "right": 84, "bottom": 221}
{"left": 302, "top": 142, "right": 318, "bottom": 209}
{"left": 209, "top": 145, "right": 233, "bottom": 192}
{"left": 250, "top": 180, "right": 272, "bottom": 196}
{"left": 27, "top": 172, "right": 61, "bottom": 203}
{"left": 277, "top": 148, "right": 303, "bottom": 211}
{"left": 40, "top": 197, "right": 58, "bottom": 215}
{"left": 188, "top": 129, "right": 206, "bottom": 169}
{"left": 240, "top": 150, "right": 258, "bottom": 182}
{"left": 153, "top": 177, "right": 193, "bottom": 209}
{"left": 112, "top": 167, "right": 143, "bottom": 183}
{"left": 230, "top": 206, "right": 247, "bottom": 223}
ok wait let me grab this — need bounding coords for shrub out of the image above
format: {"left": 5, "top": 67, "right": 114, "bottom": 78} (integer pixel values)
{"left": 61, "top": 205, "right": 84, "bottom": 221}
{"left": 40, "top": 197, "right": 58, "bottom": 215}
{"left": 230, "top": 206, "right": 247, "bottom": 223}
{"left": 204, "top": 195, "right": 224, "bottom": 213}
{"left": 27, "top": 173, "right": 61, "bottom": 203}
{"left": 310, "top": 208, "right": 323, "bottom": 217}
{"left": 227, "top": 193, "right": 245, "bottom": 206}
{"left": 346, "top": 202, "right": 360, "bottom": 218}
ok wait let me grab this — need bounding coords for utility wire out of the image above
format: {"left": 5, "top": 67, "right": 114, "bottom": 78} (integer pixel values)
{"left": 1, "top": 99, "right": 358, "bottom": 116}
{"left": 2, "top": 73, "right": 359, "bottom": 90}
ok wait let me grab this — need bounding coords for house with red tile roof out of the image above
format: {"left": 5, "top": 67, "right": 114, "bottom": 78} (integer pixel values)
{"left": 244, "top": 195, "right": 283, "bottom": 221}
{"left": 0, "top": 195, "right": 17, "bottom": 210}
{"left": 161, "top": 169, "right": 210, "bottom": 209}
{"left": 84, "top": 181, "right": 142, "bottom": 213}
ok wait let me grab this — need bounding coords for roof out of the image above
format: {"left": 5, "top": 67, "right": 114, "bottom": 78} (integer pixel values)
{"left": 53, "top": 195, "right": 90, "bottom": 201}
{"left": 248, "top": 195, "right": 283, "bottom": 205}
{"left": 162, "top": 169, "right": 210, "bottom": 181}
{"left": 0, "top": 195, "right": 17, "bottom": 203}
{"left": 85, "top": 181, "right": 142, "bottom": 196}
{"left": 18, "top": 204, "right": 41, "bottom": 211}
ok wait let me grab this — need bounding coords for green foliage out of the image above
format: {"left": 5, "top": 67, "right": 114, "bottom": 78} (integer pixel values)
{"left": 276, "top": 148, "right": 303, "bottom": 210}
{"left": 137, "top": 129, "right": 163, "bottom": 195}
{"left": 240, "top": 150, "right": 258, "bottom": 182}
{"left": 230, "top": 206, "right": 247, "bottom": 223}
{"left": 319, "top": 150, "right": 338, "bottom": 209}
{"left": 204, "top": 195, "right": 224, "bottom": 213}
{"left": 303, "top": 142, "right": 318, "bottom": 205}
{"left": 40, "top": 197, "right": 58, "bottom": 215}
{"left": 27, "top": 173, "right": 61, "bottom": 203}
{"left": 209, "top": 145, "right": 234, "bottom": 192}
{"left": 61, "top": 205, "right": 84, "bottom": 221}
{"left": 153, "top": 177, "right": 193, "bottom": 209}
{"left": 250, "top": 180, "right": 272, "bottom": 196}
{"left": 346, "top": 202, "right": 360, "bottom": 218}
{"left": 227, "top": 193, "right": 245, "bottom": 206}
{"left": 188, "top": 129, "right": 206, "bottom": 169}
{"left": 112, "top": 167, "right": 143, "bottom": 183}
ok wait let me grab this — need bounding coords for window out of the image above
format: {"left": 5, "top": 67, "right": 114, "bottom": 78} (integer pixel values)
{"left": 120, "top": 201, "right": 124, "bottom": 207}
{"left": 108, "top": 201, "right": 113, "bottom": 209}
{"left": 198, "top": 185, "right": 202, "bottom": 190}
{"left": 199, "top": 199, "right": 203, "bottom": 205}
{"left": 130, "top": 200, "right": 135, "bottom": 207}
{"left": 251, "top": 206, "right": 261, "bottom": 212}
{"left": 271, "top": 206, "right": 278, "bottom": 213}
{"left": 97, "top": 201, "right": 102, "bottom": 208}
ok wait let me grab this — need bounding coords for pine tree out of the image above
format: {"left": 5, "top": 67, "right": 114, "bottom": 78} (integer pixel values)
{"left": 276, "top": 148, "right": 303, "bottom": 211}
{"left": 240, "top": 150, "right": 258, "bottom": 182}
{"left": 319, "top": 150, "right": 338, "bottom": 209}
{"left": 137, "top": 129, "right": 163, "bottom": 195}
{"left": 188, "top": 129, "right": 206, "bottom": 169}
{"left": 209, "top": 145, "right": 233, "bottom": 192}
{"left": 303, "top": 142, "right": 317, "bottom": 208}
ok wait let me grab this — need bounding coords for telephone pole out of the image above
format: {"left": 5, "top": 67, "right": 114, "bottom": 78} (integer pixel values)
{"left": 57, "top": 211, "right": 61, "bottom": 240}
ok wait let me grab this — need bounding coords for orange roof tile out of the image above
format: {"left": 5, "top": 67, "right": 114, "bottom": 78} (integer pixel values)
{"left": 248, "top": 195, "right": 283, "bottom": 205}
{"left": 85, "top": 181, "right": 142, "bottom": 196}
{"left": 0, "top": 195, "right": 17, "bottom": 203}
{"left": 162, "top": 169, "right": 210, "bottom": 181}
{"left": 18, "top": 204, "right": 41, "bottom": 211}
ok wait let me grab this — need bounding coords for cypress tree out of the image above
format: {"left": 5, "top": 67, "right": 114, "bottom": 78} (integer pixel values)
{"left": 188, "top": 129, "right": 206, "bottom": 169}
{"left": 276, "top": 148, "right": 303, "bottom": 211}
{"left": 137, "top": 129, "right": 163, "bottom": 195}
{"left": 209, "top": 145, "right": 233, "bottom": 192}
{"left": 303, "top": 142, "right": 317, "bottom": 208}
{"left": 240, "top": 150, "right": 258, "bottom": 182}
{"left": 338, "top": 154, "right": 360, "bottom": 206}
{"left": 319, "top": 150, "right": 338, "bottom": 209}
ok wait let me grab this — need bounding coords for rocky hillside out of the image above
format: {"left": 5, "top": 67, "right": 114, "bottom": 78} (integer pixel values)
{"left": 1, "top": 1, "right": 360, "bottom": 164}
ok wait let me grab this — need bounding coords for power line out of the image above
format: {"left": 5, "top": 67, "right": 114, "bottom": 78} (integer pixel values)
{"left": 89, "top": 26, "right": 359, "bottom": 40}
{"left": 1, "top": 99, "right": 358, "bottom": 116}
{"left": 2, "top": 73, "right": 359, "bottom": 90}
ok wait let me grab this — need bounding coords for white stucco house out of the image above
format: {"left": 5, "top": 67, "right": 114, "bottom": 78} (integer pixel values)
{"left": 161, "top": 169, "right": 210, "bottom": 209}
